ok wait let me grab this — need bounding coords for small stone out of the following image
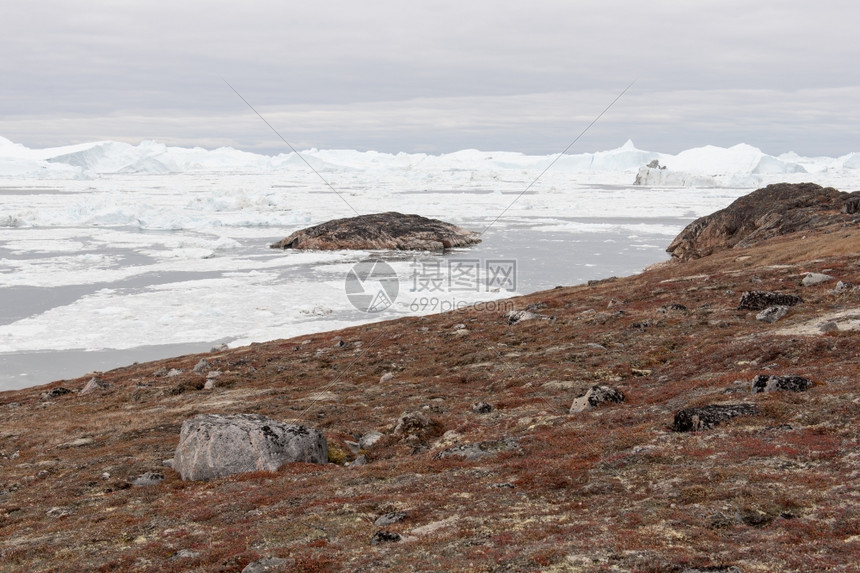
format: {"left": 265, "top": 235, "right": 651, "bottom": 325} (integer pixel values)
{"left": 471, "top": 402, "right": 493, "bottom": 414}
{"left": 380, "top": 373, "right": 395, "bottom": 384}
{"left": 834, "top": 280, "right": 853, "bottom": 293}
{"left": 80, "top": 377, "right": 109, "bottom": 396}
{"left": 370, "top": 530, "right": 402, "bottom": 545}
{"left": 166, "top": 368, "right": 183, "bottom": 378}
{"left": 820, "top": 321, "right": 839, "bottom": 333}
{"left": 681, "top": 565, "right": 743, "bottom": 573}
{"left": 505, "top": 310, "right": 546, "bottom": 325}
{"left": 434, "top": 438, "right": 520, "bottom": 461}
{"left": 242, "top": 557, "right": 292, "bottom": 573}
{"left": 393, "top": 412, "right": 433, "bottom": 437}
{"left": 351, "top": 455, "right": 367, "bottom": 467}
{"left": 374, "top": 511, "right": 408, "bottom": 527}
{"left": 359, "top": 431, "right": 384, "bottom": 450}
{"left": 153, "top": 367, "right": 169, "bottom": 377}
{"left": 173, "top": 549, "right": 200, "bottom": 560}
{"left": 751, "top": 375, "right": 812, "bottom": 393}
{"left": 345, "top": 441, "right": 361, "bottom": 454}
{"left": 131, "top": 472, "right": 165, "bottom": 487}
{"left": 570, "top": 385, "right": 625, "bottom": 413}
{"left": 163, "top": 459, "right": 174, "bottom": 468}
{"left": 40, "top": 387, "right": 72, "bottom": 400}
{"left": 756, "top": 305, "right": 788, "bottom": 323}
{"left": 801, "top": 272, "right": 834, "bottom": 286}
{"left": 192, "top": 359, "right": 210, "bottom": 374}
{"left": 738, "top": 291, "right": 803, "bottom": 311}
{"left": 58, "top": 437, "right": 94, "bottom": 449}
{"left": 46, "top": 507, "right": 72, "bottom": 518}
{"left": 203, "top": 379, "right": 215, "bottom": 390}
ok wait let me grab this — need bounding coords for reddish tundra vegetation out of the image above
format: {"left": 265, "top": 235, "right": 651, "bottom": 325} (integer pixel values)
{"left": 1, "top": 184, "right": 859, "bottom": 572}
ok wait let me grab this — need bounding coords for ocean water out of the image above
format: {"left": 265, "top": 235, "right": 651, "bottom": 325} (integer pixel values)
{"left": 0, "top": 213, "right": 686, "bottom": 390}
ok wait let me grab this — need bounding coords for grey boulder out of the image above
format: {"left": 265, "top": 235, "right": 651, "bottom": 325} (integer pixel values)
{"left": 172, "top": 414, "right": 328, "bottom": 481}
{"left": 756, "top": 305, "right": 788, "bottom": 323}
{"left": 801, "top": 272, "right": 833, "bottom": 286}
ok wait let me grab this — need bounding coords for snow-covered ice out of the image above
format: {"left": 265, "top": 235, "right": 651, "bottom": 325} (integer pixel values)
{"left": 1, "top": 137, "right": 859, "bottom": 389}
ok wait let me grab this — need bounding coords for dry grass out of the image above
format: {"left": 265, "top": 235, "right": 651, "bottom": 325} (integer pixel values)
{"left": 1, "top": 221, "right": 860, "bottom": 572}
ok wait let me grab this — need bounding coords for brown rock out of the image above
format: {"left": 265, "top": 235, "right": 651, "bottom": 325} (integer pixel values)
{"left": 667, "top": 183, "right": 859, "bottom": 261}
{"left": 270, "top": 212, "right": 481, "bottom": 251}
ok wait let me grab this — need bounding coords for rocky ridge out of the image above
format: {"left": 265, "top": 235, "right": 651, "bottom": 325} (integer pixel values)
{"left": 666, "top": 182, "right": 860, "bottom": 261}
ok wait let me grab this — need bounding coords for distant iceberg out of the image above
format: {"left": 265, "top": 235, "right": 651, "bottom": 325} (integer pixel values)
{"left": 0, "top": 136, "right": 856, "bottom": 187}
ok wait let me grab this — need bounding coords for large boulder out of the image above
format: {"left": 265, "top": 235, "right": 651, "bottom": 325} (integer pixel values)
{"left": 172, "top": 414, "right": 328, "bottom": 481}
{"left": 667, "top": 183, "right": 860, "bottom": 261}
{"left": 270, "top": 212, "right": 481, "bottom": 251}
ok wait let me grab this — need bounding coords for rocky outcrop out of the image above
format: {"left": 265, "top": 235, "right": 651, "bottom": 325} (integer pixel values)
{"left": 667, "top": 183, "right": 860, "bottom": 261}
{"left": 270, "top": 212, "right": 481, "bottom": 251}
{"left": 172, "top": 414, "right": 328, "bottom": 481}
{"left": 672, "top": 404, "right": 759, "bottom": 432}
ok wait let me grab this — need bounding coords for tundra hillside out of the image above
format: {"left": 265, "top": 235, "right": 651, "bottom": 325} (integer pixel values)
{"left": 1, "top": 184, "right": 859, "bottom": 572}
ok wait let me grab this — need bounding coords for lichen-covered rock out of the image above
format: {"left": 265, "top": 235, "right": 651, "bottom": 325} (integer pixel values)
{"left": 570, "top": 385, "right": 625, "bottom": 413}
{"left": 172, "top": 414, "right": 328, "bottom": 481}
{"left": 738, "top": 291, "right": 803, "bottom": 311}
{"left": 393, "top": 411, "right": 434, "bottom": 437}
{"left": 751, "top": 375, "right": 812, "bottom": 393}
{"left": 471, "top": 402, "right": 493, "bottom": 414}
{"left": 270, "top": 212, "right": 480, "bottom": 251}
{"left": 672, "top": 404, "right": 759, "bottom": 432}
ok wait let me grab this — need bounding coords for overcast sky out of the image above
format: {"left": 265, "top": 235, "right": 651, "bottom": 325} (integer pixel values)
{"left": 2, "top": 1, "right": 859, "bottom": 156}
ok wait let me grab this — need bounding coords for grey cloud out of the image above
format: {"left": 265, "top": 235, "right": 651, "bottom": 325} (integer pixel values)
{"left": 1, "top": 1, "right": 859, "bottom": 155}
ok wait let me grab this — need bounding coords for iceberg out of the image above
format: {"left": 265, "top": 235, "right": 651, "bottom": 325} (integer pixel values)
{"left": 0, "top": 136, "right": 853, "bottom": 187}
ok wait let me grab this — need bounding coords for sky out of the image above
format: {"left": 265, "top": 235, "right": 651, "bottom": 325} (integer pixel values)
{"left": 1, "top": 1, "right": 859, "bottom": 157}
